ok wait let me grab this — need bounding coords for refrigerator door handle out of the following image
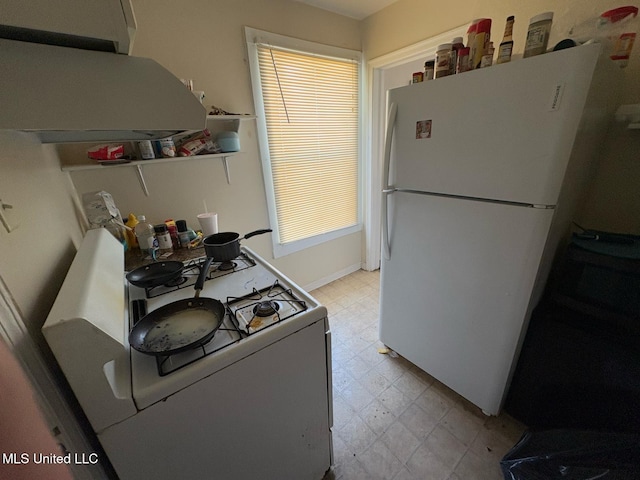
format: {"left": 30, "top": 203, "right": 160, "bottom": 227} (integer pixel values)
{"left": 383, "top": 102, "right": 398, "bottom": 190}
{"left": 382, "top": 102, "right": 398, "bottom": 260}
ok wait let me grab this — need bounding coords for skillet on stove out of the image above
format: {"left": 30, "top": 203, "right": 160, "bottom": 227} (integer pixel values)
{"left": 129, "top": 257, "right": 225, "bottom": 356}
{"left": 126, "top": 261, "right": 185, "bottom": 288}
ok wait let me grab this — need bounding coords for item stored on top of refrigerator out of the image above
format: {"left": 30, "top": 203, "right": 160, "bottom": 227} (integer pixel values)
{"left": 480, "top": 42, "right": 495, "bottom": 67}
{"left": 412, "top": 71, "right": 424, "bottom": 83}
{"left": 471, "top": 18, "right": 492, "bottom": 69}
{"left": 435, "top": 43, "right": 453, "bottom": 78}
{"left": 601, "top": 6, "right": 638, "bottom": 68}
{"left": 524, "top": 12, "right": 554, "bottom": 58}
{"left": 424, "top": 60, "right": 435, "bottom": 80}
{"left": 451, "top": 37, "right": 465, "bottom": 74}
{"left": 497, "top": 16, "right": 515, "bottom": 64}
{"left": 456, "top": 48, "right": 471, "bottom": 73}
{"left": 466, "top": 19, "right": 481, "bottom": 68}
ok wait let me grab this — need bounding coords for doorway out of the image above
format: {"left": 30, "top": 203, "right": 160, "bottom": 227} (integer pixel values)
{"left": 363, "top": 24, "right": 467, "bottom": 271}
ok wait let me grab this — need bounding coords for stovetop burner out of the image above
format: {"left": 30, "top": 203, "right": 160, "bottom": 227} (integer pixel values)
{"left": 254, "top": 300, "right": 279, "bottom": 317}
{"left": 218, "top": 261, "right": 236, "bottom": 271}
{"left": 164, "top": 276, "right": 189, "bottom": 287}
{"left": 228, "top": 280, "right": 307, "bottom": 335}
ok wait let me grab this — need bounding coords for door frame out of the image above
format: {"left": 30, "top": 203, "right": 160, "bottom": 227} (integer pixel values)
{"left": 363, "top": 24, "right": 468, "bottom": 271}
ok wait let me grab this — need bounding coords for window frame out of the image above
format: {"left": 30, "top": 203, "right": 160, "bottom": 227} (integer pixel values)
{"left": 245, "top": 26, "right": 363, "bottom": 258}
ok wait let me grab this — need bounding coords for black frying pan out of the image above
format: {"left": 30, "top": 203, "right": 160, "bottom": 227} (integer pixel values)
{"left": 126, "top": 261, "right": 185, "bottom": 288}
{"left": 129, "top": 258, "right": 225, "bottom": 356}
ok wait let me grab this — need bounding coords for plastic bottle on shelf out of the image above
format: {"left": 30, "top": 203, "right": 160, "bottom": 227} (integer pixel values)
{"left": 496, "top": 16, "right": 515, "bottom": 64}
{"left": 134, "top": 215, "right": 157, "bottom": 252}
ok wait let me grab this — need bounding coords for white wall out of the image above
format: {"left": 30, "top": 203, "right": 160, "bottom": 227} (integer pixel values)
{"left": 0, "top": 132, "right": 83, "bottom": 336}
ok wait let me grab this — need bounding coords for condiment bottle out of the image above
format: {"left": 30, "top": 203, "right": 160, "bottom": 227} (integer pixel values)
{"left": 466, "top": 19, "right": 481, "bottom": 70}
{"left": 424, "top": 60, "right": 435, "bottom": 80}
{"left": 435, "top": 43, "right": 453, "bottom": 78}
{"left": 456, "top": 47, "right": 471, "bottom": 73}
{"left": 472, "top": 18, "right": 492, "bottom": 69}
{"left": 164, "top": 219, "right": 180, "bottom": 249}
{"left": 480, "top": 42, "right": 495, "bottom": 68}
{"left": 496, "top": 16, "right": 515, "bottom": 64}
{"left": 125, "top": 213, "right": 139, "bottom": 249}
{"left": 176, "top": 219, "right": 190, "bottom": 248}
{"left": 134, "top": 215, "right": 157, "bottom": 253}
{"left": 524, "top": 12, "right": 553, "bottom": 58}
{"left": 450, "top": 37, "right": 465, "bottom": 75}
{"left": 154, "top": 224, "right": 173, "bottom": 251}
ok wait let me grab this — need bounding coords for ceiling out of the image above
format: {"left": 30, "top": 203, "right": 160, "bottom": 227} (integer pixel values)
{"left": 293, "top": 0, "right": 399, "bottom": 20}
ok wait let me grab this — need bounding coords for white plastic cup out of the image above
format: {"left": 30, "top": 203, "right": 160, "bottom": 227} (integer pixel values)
{"left": 197, "top": 213, "right": 218, "bottom": 236}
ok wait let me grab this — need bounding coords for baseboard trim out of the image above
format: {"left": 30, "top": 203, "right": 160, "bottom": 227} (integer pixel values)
{"left": 303, "top": 263, "right": 362, "bottom": 292}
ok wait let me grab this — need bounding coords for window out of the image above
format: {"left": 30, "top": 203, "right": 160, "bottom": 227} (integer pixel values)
{"left": 246, "top": 27, "right": 361, "bottom": 257}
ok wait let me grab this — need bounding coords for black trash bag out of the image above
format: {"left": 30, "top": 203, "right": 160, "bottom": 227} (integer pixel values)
{"left": 500, "top": 430, "right": 640, "bottom": 479}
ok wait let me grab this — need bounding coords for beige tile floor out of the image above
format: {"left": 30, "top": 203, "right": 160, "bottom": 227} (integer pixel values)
{"left": 311, "top": 269, "right": 526, "bottom": 480}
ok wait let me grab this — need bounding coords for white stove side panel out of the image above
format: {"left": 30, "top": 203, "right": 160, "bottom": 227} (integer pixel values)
{"left": 99, "top": 319, "right": 332, "bottom": 480}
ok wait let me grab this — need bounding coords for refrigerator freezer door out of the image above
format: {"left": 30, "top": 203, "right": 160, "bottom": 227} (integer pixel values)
{"left": 388, "top": 44, "right": 600, "bottom": 206}
{"left": 379, "top": 191, "right": 554, "bottom": 415}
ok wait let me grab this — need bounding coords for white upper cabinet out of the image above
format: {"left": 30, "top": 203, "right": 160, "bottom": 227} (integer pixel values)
{"left": 0, "top": 0, "right": 136, "bottom": 54}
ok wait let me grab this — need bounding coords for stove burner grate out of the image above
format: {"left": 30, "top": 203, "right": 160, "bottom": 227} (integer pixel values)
{"left": 140, "top": 253, "right": 256, "bottom": 298}
{"left": 227, "top": 280, "right": 307, "bottom": 335}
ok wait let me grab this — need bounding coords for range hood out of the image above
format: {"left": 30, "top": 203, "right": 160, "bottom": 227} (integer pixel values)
{"left": 0, "top": 38, "right": 207, "bottom": 143}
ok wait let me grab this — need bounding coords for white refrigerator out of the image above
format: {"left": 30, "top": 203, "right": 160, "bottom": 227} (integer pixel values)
{"left": 379, "top": 43, "right": 621, "bottom": 416}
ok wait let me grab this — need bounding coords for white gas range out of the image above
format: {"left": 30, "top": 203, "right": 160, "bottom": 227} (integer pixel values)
{"left": 43, "top": 228, "right": 333, "bottom": 480}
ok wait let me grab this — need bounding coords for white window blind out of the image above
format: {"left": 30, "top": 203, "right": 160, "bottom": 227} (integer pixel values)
{"left": 255, "top": 44, "right": 360, "bottom": 246}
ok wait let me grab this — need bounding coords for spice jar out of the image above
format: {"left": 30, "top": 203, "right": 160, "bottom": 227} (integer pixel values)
{"left": 424, "top": 60, "right": 435, "bottom": 80}
{"left": 524, "top": 12, "right": 553, "bottom": 58}
{"left": 154, "top": 224, "right": 173, "bottom": 251}
{"left": 435, "top": 43, "right": 453, "bottom": 78}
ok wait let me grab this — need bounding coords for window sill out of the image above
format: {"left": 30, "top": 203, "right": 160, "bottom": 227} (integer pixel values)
{"left": 272, "top": 223, "right": 362, "bottom": 258}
